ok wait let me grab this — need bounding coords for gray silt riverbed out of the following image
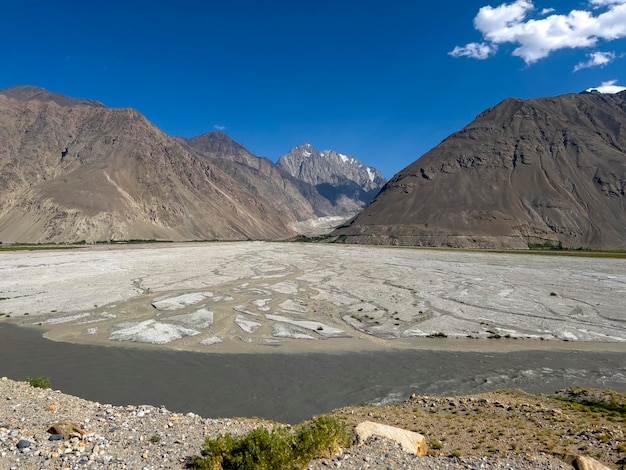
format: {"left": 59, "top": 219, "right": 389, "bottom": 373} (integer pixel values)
{"left": 1, "top": 323, "right": 625, "bottom": 424}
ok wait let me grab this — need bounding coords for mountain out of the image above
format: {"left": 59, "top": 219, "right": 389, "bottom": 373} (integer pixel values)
{"left": 333, "top": 91, "right": 626, "bottom": 250}
{"left": 277, "top": 143, "right": 387, "bottom": 215}
{"left": 0, "top": 85, "right": 106, "bottom": 108}
{"left": 181, "top": 132, "right": 349, "bottom": 223}
{"left": 0, "top": 86, "right": 296, "bottom": 243}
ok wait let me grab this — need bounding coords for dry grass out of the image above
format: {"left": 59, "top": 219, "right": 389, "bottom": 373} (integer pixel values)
{"left": 328, "top": 388, "right": 626, "bottom": 468}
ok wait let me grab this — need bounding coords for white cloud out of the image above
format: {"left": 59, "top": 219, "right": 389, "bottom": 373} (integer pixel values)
{"left": 540, "top": 8, "right": 555, "bottom": 15}
{"left": 574, "top": 51, "right": 616, "bottom": 70}
{"left": 473, "top": 0, "right": 534, "bottom": 43}
{"left": 449, "top": 42, "right": 497, "bottom": 59}
{"left": 585, "top": 79, "right": 626, "bottom": 93}
{"left": 213, "top": 124, "right": 226, "bottom": 131}
{"left": 590, "top": 0, "right": 626, "bottom": 6}
{"left": 451, "top": 0, "right": 626, "bottom": 64}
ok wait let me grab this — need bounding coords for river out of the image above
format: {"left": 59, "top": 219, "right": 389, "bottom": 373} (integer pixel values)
{"left": 1, "top": 323, "right": 624, "bottom": 424}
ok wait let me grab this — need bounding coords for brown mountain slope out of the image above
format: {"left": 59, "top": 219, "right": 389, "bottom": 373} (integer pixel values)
{"left": 182, "top": 132, "right": 336, "bottom": 222}
{"left": 333, "top": 91, "right": 626, "bottom": 250}
{"left": 0, "top": 86, "right": 294, "bottom": 243}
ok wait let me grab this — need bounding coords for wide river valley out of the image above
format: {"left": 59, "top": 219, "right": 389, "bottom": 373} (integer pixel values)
{"left": 1, "top": 242, "right": 624, "bottom": 423}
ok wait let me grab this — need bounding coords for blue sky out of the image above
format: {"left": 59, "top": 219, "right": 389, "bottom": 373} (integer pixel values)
{"left": 1, "top": 1, "right": 624, "bottom": 178}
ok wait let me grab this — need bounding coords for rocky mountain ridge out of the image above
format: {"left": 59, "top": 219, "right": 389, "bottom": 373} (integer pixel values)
{"left": 0, "top": 86, "right": 385, "bottom": 243}
{"left": 333, "top": 91, "right": 626, "bottom": 250}
{"left": 277, "top": 143, "right": 387, "bottom": 215}
{"left": 0, "top": 87, "right": 296, "bottom": 242}
{"left": 181, "top": 132, "right": 329, "bottom": 224}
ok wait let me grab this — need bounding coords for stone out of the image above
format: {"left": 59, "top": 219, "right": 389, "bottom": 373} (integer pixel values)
{"left": 573, "top": 455, "right": 612, "bottom": 470}
{"left": 355, "top": 421, "right": 428, "bottom": 456}
{"left": 47, "top": 422, "right": 85, "bottom": 440}
{"left": 16, "top": 439, "right": 31, "bottom": 449}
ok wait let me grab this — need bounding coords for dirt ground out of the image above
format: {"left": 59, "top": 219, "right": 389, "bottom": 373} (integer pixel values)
{"left": 329, "top": 387, "right": 626, "bottom": 468}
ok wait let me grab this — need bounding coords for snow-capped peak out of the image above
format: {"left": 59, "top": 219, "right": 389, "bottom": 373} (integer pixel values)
{"left": 276, "top": 143, "right": 387, "bottom": 213}
{"left": 300, "top": 143, "right": 313, "bottom": 157}
{"left": 584, "top": 80, "right": 626, "bottom": 94}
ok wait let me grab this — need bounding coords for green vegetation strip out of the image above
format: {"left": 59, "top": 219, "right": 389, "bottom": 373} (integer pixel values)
{"left": 0, "top": 245, "right": 84, "bottom": 252}
{"left": 325, "top": 242, "right": 626, "bottom": 259}
{"left": 189, "top": 416, "right": 350, "bottom": 470}
{"left": 555, "top": 388, "right": 626, "bottom": 417}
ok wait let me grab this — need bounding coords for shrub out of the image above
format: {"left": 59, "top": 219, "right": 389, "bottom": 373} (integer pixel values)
{"left": 427, "top": 332, "right": 447, "bottom": 338}
{"left": 189, "top": 416, "right": 350, "bottom": 470}
{"left": 295, "top": 415, "right": 349, "bottom": 460}
{"left": 429, "top": 439, "right": 444, "bottom": 450}
{"left": 27, "top": 376, "right": 51, "bottom": 389}
{"left": 555, "top": 388, "right": 626, "bottom": 417}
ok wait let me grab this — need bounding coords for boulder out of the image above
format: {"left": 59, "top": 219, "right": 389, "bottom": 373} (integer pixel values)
{"left": 47, "top": 422, "right": 85, "bottom": 440}
{"left": 355, "top": 421, "right": 427, "bottom": 455}
{"left": 573, "top": 455, "right": 612, "bottom": 470}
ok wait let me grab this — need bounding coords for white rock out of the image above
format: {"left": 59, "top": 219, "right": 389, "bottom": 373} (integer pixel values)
{"left": 234, "top": 315, "right": 261, "bottom": 334}
{"left": 42, "top": 313, "right": 90, "bottom": 324}
{"left": 151, "top": 292, "right": 213, "bottom": 311}
{"left": 200, "top": 336, "right": 223, "bottom": 346}
{"left": 266, "top": 314, "right": 347, "bottom": 338}
{"left": 109, "top": 320, "right": 200, "bottom": 344}
{"left": 271, "top": 323, "right": 314, "bottom": 340}
{"left": 355, "top": 421, "right": 428, "bottom": 455}
{"left": 252, "top": 298, "right": 272, "bottom": 311}
{"left": 169, "top": 308, "right": 214, "bottom": 328}
{"left": 573, "top": 455, "right": 612, "bottom": 470}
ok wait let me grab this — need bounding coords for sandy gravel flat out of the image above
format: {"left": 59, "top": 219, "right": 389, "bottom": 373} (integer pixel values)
{"left": 0, "top": 242, "right": 624, "bottom": 353}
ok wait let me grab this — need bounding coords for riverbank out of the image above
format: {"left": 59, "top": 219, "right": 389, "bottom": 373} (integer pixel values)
{"left": 1, "top": 242, "right": 624, "bottom": 352}
{"left": 2, "top": 377, "right": 623, "bottom": 469}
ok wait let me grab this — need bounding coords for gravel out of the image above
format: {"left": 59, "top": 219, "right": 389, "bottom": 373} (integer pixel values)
{"left": 308, "top": 439, "right": 570, "bottom": 469}
{"left": 1, "top": 377, "right": 589, "bottom": 469}
{"left": 0, "top": 377, "right": 259, "bottom": 469}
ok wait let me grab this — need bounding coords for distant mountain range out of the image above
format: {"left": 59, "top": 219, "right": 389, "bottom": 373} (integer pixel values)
{"left": 3, "top": 85, "right": 624, "bottom": 250}
{"left": 0, "top": 86, "right": 386, "bottom": 243}
{"left": 333, "top": 91, "right": 626, "bottom": 250}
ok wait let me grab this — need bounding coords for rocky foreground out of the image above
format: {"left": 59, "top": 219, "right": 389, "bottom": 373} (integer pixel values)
{"left": 1, "top": 377, "right": 624, "bottom": 469}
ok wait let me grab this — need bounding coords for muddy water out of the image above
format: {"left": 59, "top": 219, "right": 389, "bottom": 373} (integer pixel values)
{"left": 1, "top": 323, "right": 624, "bottom": 424}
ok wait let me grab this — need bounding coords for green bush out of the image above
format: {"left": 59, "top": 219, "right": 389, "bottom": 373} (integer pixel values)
{"left": 429, "top": 438, "right": 444, "bottom": 450}
{"left": 189, "top": 416, "right": 350, "bottom": 470}
{"left": 427, "top": 332, "right": 447, "bottom": 338}
{"left": 295, "top": 415, "right": 350, "bottom": 461}
{"left": 27, "top": 376, "right": 51, "bottom": 389}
